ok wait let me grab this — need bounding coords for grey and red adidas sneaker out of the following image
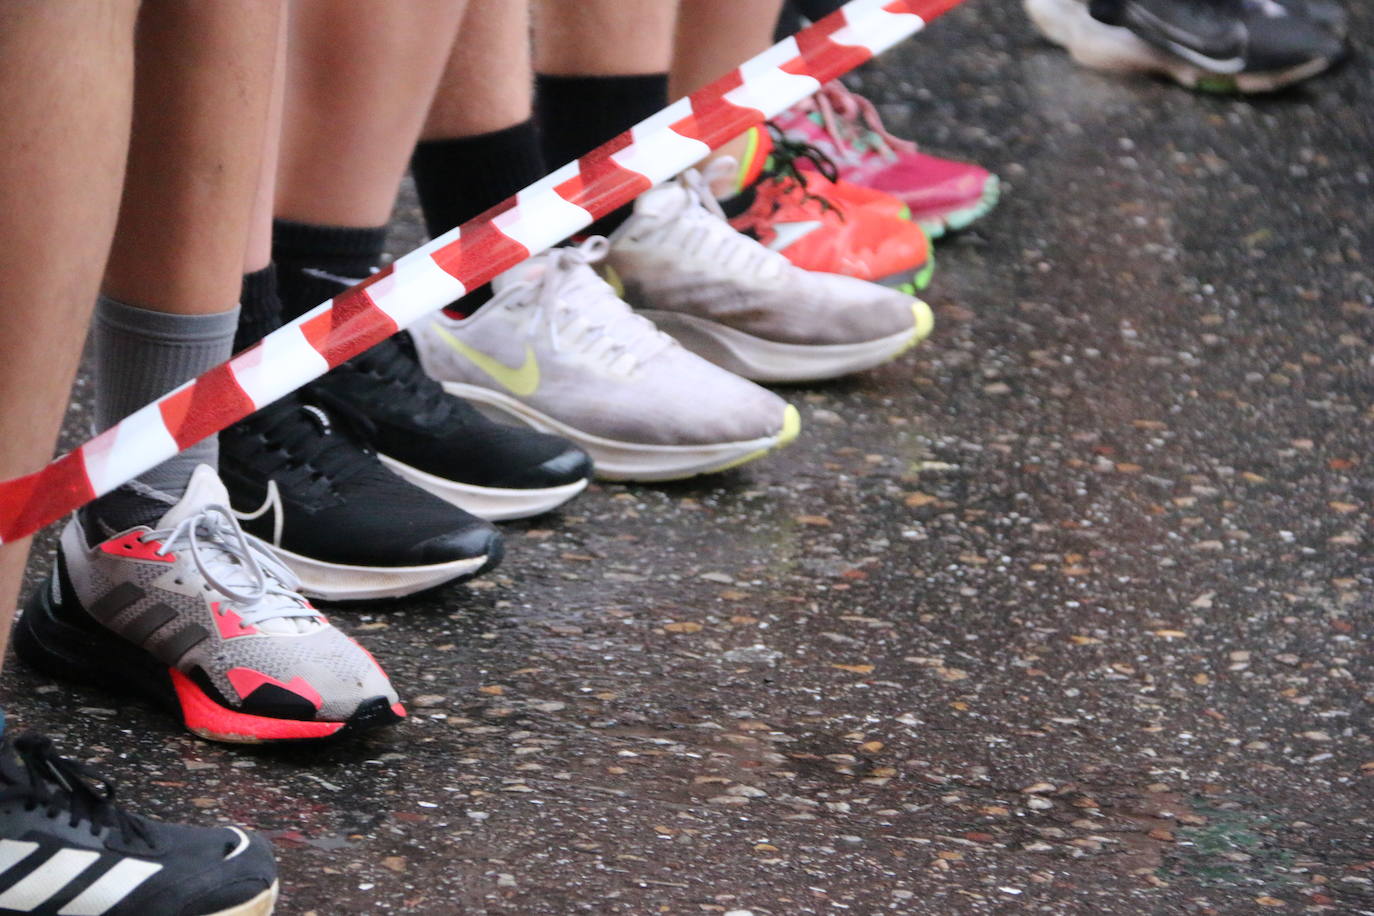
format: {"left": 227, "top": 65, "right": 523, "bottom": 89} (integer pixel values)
{"left": 16, "top": 465, "right": 403, "bottom": 744}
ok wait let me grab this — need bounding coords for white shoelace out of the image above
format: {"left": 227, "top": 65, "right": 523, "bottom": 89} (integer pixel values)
{"left": 489, "top": 238, "right": 676, "bottom": 372}
{"left": 627, "top": 168, "right": 790, "bottom": 281}
{"left": 140, "top": 504, "right": 318, "bottom": 630}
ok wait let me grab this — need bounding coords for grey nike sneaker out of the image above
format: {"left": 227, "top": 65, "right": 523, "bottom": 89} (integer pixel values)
{"left": 16, "top": 465, "right": 404, "bottom": 744}
{"left": 411, "top": 240, "right": 800, "bottom": 482}
{"left": 605, "top": 167, "right": 933, "bottom": 384}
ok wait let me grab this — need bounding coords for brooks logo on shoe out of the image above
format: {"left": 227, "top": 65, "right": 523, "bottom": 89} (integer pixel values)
{"left": 430, "top": 325, "right": 541, "bottom": 396}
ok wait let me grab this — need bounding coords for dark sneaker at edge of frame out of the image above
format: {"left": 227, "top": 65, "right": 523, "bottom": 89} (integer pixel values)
{"left": 277, "top": 266, "right": 594, "bottom": 522}
{"left": 15, "top": 465, "right": 405, "bottom": 745}
{"left": 0, "top": 731, "right": 278, "bottom": 915}
{"left": 1026, "top": 0, "right": 1346, "bottom": 93}
{"left": 219, "top": 392, "right": 503, "bottom": 602}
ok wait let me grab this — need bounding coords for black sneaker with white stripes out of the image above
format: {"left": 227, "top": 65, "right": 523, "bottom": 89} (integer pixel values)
{"left": 0, "top": 732, "right": 277, "bottom": 915}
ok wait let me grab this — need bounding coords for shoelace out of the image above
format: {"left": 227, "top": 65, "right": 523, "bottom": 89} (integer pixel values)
{"left": 761, "top": 124, "right": 845, "bottom": 219}
{"left": 807, "top": 80, "right": 917, "bottom": 163}
{"left": 141, "top": 505, "right": 315, "bottom": 628}
{"left": 345, "top": 335, "right": 461, "bottom": 428}
{"left": 641, "top": 169, "right": 794, "bottom": 280}
{"left": 489, "top": 238, "right": 676, "bottom": 371}
{"left": 233, "top": 396, "right": 370, "bottom": 496}
{"left": 0, "top": 734, "right": 150, "bottom": 848}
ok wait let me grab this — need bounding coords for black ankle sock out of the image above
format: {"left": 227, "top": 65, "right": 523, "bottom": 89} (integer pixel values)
{"left": 235, "top": 264, "right": 282, "bottom": 353}
{"left": 411, "top": 120, "right": 546, "bottom": 240}
{"left": 776, "top": 1, "right": 805, "bottom": 41}
{"left": 534, "top": 72, "right": 668, "bottom": 235}
{"left": 272, "top": 220, "right": 388, "bottom": 321}
{"left": 412, "top": 120, "right": 547, "bottom": 314}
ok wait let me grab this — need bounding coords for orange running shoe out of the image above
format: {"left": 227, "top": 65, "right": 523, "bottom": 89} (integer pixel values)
{"left": 718, "top": 127, "right": 933, "bottom": 289}
{"left": 721, "top": 127, "right": 910, "bottom": 221}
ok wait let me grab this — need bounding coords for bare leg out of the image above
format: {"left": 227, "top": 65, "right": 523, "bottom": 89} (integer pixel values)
{"left": 671, "top": 0, "right": 785, "bottom": 98}
{"left": 104, "top": 1, "right": 282, "bottom": 314}
{"left": 80, "top": 0, "right": 282, "bottom": 516}
{"left": 276, "top": 0, "right": 470, "bottom": 227}
{"left": 672, "top": 0, "right": 785, "bottom": 194}
{"left": 423, "top": 0, "right": 532, "bottom": 141}
{"left": 0, "top": 1, "right": 138, "bottom": 658}
{"left": 245, "top": 23, "right": 289, "bottom": 275}
{"left": 532, "top": 0, "right": 678, "bottom": 77}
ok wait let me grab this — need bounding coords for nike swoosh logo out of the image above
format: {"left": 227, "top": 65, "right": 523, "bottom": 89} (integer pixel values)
{"left": 234, "top": 480, "right": 285, "bottom": 547}
{"left": 302, "top": 266, "right": 371, "bottom": 288}
{"left": 430, "top": 324, "right": 540, "bottom": 397}
{"left": 766, "top": 220, "right": 824, "bottom": 253}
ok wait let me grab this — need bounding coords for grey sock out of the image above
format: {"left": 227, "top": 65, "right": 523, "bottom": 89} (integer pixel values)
{"left": 85, "top": 295, "right": 240, "bottom": 537}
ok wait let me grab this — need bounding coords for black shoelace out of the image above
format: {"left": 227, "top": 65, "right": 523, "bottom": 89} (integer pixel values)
{"left": 0, "top": 734, "right": 151, "bottom": 848}
{"left": 336, "top": 334, "right": 476, "bottom": 431}
{"left": 764, "top": 123, "right": 845, "bottom": 219}
{"left": 233, "top": 396, "right": 372, "bottom": 500}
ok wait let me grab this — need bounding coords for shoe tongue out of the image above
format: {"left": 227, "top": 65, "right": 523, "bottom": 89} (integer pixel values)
{"left": 156, "top": 465, "right": 231, "bottom": 529}
{"left": 634, "top": 182, "right": 694, "bottom": 219}
{"left": 491, "top": 256, "right": 550, "bottom": 295}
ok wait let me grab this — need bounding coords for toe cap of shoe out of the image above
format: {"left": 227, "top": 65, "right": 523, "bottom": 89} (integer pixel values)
{"left": 408, "top": 521, "right": 503, "bottom": 566}
{"left": 499, "top": 446, "right": 594, "bottom": 488}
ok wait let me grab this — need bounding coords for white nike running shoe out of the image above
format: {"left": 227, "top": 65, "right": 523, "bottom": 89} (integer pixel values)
{"left": 411, "top": 240, "right": 800, "bottom": 482}
{"left": 604, "top": 167, "right": 934, "bottom": 384}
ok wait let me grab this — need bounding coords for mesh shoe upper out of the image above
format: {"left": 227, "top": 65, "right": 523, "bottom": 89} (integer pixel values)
{"left": 774, "top": 82, "right": 996, "bottom": 219}
{"left": 58, "top": 466, "right": 397, "bottom": 722}
{"left": 607, "top": 170, "right": 921, "bottom": 345}
{"left": 311, "top": 333, "right": 589, "bottom": 489}
{"left": 411, "top": 241, "right": 791, "bottom": 448}
{"left": 219, "top": 394, "right": 500, "bottom": 568}
{"left": 279, "top": 261, "right": 590, "bottom": 491}
{"left": 0, "top": 733, "right": 277, "bottom": 916}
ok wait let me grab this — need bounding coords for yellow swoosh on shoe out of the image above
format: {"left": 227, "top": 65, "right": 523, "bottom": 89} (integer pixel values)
{"left": 430, "top": 324, "right": 540, "bottom": 397}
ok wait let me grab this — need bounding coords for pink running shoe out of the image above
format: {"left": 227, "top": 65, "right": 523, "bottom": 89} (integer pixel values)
{"left": 774, "top": 81, "right": 1000, "bottom": 239}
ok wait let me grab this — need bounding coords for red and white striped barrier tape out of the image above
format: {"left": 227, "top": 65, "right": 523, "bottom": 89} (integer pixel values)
{"left": 0, "top": 0, "right": 966, "bottom": 545}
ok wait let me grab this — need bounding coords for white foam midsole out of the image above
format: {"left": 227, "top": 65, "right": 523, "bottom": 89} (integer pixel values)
{"left": 270, "top": 545, "right": 487, "bottom": 602}
{"left": 638, "top": 307, "right": 927, "bottom": 383}
{"left": 438, "top": 382, "right": 787, "bottom": 482}
{"left": 377, "top": 453, "right": 588, "bottom": 521}
{"left": 1024, "top": 0, "right": 1331, "bottom": 92}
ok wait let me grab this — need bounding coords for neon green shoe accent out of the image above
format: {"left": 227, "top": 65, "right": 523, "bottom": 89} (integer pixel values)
{"left": 911, "top": 238, "right": 936, "bottom": 291}
{"left": 601, "top": 264, "right": 626, "bottom": 299}
{"left": 430, "top": 325, "right": 541, "bottom": 397}
{"left": 1194, "top": 74, "right": 1239, "bottom": 93}
{"left": 911, "top": 300, "right": 935, "bottom": 342}
{"left": 777, "top": 404, "right": 802, "bottom": 448}
{"left": 918, "top": 174, "right": 1001, "bottom": 240}
{"left": 701, "top": 405, "right": 802, "bottom": 476}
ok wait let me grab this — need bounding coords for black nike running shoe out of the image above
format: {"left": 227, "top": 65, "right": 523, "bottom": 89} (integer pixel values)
{"left": 279, "top": 267, "right": 593, "bottom": 521}
{"left": 0, "top": 732, "right": 278, "bottom": 915}
{"left": 219, "top": 393, "right": 502, "bottom": 602}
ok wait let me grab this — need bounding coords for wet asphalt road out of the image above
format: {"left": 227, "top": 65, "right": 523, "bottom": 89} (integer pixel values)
{"left": 7, "top": 2, "right": 1374, "bottom": 913}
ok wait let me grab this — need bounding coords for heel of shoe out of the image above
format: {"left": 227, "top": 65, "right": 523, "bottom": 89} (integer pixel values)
{"left": 16, "top": 570, "right": 178, "bottom": 712}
